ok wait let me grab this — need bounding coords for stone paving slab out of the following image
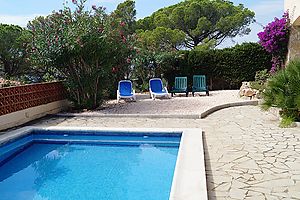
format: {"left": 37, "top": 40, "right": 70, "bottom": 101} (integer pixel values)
{"left": 24, "top": 106, "right": 300, "bottom": 199}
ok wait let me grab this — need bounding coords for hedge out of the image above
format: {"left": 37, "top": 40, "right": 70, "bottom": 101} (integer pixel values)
{"left": 164, "top": 42, "right": 272, "bottom": 90}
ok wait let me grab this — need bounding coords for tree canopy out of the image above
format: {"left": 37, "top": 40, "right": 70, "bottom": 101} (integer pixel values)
{"left": 113, "top": 0, "right": 136, "bottom": 34}
{"left": 0, "top": 24, "right": 31, "bottom": 77}
{"left": 137, "top": 0, "right": 255, "bottom": 49}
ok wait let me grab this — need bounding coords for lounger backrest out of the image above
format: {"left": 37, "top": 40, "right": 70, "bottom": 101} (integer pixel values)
{"left": 193, "top": 75, "right": 206, "bottom": 89}
{"left": 150, "top": 79, "right": 163, "bottom": 93}
{"left": 174, "top": 77, "right": 187, "bottom": 90}
{"left": 119, "top": 80, "right": 132, "bottom": 95}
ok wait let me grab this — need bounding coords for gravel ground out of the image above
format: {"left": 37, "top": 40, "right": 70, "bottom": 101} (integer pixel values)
{"left": 86, "top": 90, "right": 251, "bottom": 115}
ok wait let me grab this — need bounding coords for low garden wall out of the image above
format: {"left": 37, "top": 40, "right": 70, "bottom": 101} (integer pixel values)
{"left": 0, "top": 82, "right": 68, "bottom": 131}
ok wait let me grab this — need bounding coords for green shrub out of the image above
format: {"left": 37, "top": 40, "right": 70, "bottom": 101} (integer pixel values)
{"left": 255, "top": 69, "right": 270, "bottom": 83}
{"left": 262, "top": 59, "right": 300, "bottom": 126}
{"left": 250, "top": 69, "right": 271, "bottom": 93}
{"left": 29, "top": 1, "right": 136, "bottom": 109}
{"left": 280, "top": 116, "right": 296, "bottom": 128}
{"left": 163, "top": 43, "right": 272, "bottom": 90}
{"left": 250, "top": 81, "right": 265, "bottom": 92}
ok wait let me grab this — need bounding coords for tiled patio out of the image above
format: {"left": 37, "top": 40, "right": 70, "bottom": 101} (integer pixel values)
{"left": 30, "top": 105, "right": 300, "bottom": 199}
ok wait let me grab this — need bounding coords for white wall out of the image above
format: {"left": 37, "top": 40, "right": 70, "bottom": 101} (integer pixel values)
{"left": 0, "top": 100, "right": 69, "bottom": 131}
{"left": 285, "top": 0, "right": 300, "bottom": 25}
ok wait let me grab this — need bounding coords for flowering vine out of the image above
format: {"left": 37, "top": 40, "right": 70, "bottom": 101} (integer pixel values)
{"left": 257, "top": 12, "right": 290, "bottom": 73}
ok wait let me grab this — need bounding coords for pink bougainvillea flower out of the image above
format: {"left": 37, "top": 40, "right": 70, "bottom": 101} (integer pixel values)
{"left": 257, "top": 12, "right": 290, "bottom": 73}
{"left": 92, "top": 5, "right": 97, "bottom": 10}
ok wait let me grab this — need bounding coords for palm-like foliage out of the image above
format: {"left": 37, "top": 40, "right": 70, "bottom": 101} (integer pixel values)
{"left": 262, "top": 59, "right": 300, "bottom": 125}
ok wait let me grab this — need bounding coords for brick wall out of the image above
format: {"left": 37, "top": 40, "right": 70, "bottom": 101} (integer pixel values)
{"left": 0, "top": 82, "right": 66, "bottom": 116}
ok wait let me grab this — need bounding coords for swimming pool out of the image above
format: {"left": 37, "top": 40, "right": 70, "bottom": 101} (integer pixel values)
{"left": 0, "top": 127, "right": 207, "bottom": 200}
{"left": 0, "top": 130, "right": 181, "bottom": 200}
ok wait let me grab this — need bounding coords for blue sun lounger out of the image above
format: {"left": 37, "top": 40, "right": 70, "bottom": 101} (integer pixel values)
{"left": 117, "top": 80, "right": 136, "bottom": 102}
{"left": 149, "top": 78, "right": 169, "bottom": 100}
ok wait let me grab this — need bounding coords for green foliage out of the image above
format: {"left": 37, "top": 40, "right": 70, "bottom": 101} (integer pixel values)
{"left": 194, "top": 39, "right": 217, "bottom": 51}
{"left": 182, "top": 42, "right": 272, "bottom": 89}
{"left": 250, "top": 69, "right": 270, "bottom": 92}
{"left": 255, "top": 69, "right": 270, "bottom": 83}
{"left": 137, "top": 0, "right": 255, "bottom": 49}
{"left": 133, "top": 43, "right": 271, "bottom": 91}
{"left": 0, "top": 24, "right": 31, "bottom": 78}
{"left": 113, "top": 0, "right": 136, "bottom": 34}
{"left": 280, "top": 116, "right": 296, "bottom": 128}
{"left": 132, "top": 48, "right": 178, "bottom": 92}
{"left": 134, "top": 42, "right": 264, "bottom": 90}
{"left": 137, "top": 27, "right": 185, "bottom": 51}
{"left": 29, "top": 0, "right": 136, "bottom": 109}
{"left": 262, "top": 59, "right": 300, "bottom": 124}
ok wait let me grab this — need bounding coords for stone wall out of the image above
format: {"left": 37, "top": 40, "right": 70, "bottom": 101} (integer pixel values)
{"left": 287, "top": 26, "right": 300, "bottom": 62}
{"left": 285, "top": 0, "right": 300, "bottom": 24}
{"left": 285, "top": 0, "right": 300, "bottom": 61}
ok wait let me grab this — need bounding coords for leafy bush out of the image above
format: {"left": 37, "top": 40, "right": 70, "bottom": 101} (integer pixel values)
{"left": 29, "top": 0, "right": 136, "bottom": 109}
{"left": 255, "top": 69, "right": 270, "bottom": 83}
{"left": 162, "top": 43, "right": 272, "bottom": 90}
{"left": 262, "top": 59, "right": 300, "bottom": 126}
{"left": 250, "top": 69, "right": 270, "bottom": 92}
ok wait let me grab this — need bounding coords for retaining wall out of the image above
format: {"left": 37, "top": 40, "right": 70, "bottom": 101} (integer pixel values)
{"left": 0, "top": 82, "right": 68, "bottom": 131}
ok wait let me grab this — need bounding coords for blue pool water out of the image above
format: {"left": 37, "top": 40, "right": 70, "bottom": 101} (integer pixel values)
{"left": 0, "top": 131, "right": 180, "bottom": 200}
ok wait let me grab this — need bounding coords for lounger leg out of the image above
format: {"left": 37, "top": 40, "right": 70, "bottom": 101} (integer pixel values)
{"left": 133, "top": 96, "right": 137, "bottom": 101}
{"left": 186, "top": 92, "right": 188, "bottom": 97}
{"left": 192, "top": 92, "right": 195, "bottom": 97}
{"left": 206, "top": 91, "right": 209, "bottom": 96}
{"left": 171, "top": 93, "right": 174, "bottom": 97}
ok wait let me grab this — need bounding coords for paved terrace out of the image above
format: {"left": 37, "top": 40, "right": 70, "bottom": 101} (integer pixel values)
{"left": 28, "top": 104, "right": 300, "bottom": 200}
{"left": 80, "top": 90, "right": 247, "bottom": 115}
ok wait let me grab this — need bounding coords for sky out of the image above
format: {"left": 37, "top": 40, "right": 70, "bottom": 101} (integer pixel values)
{"left": 0, "top": 0, "right": 284, "bottom": 47}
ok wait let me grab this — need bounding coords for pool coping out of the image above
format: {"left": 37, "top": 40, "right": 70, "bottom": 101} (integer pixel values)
{"left": 0, "top": 126, "right": 207, "bottom": 200}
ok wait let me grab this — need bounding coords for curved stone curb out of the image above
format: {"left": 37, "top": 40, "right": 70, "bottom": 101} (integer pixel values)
{"left": 54, "top": 100, "right": 259, "bottom": 119}
{"left": 54, "top": 113, "right": 201, "bottom": 119}
{"left": 200, "top": 100, "right": 259, "bottom": 118}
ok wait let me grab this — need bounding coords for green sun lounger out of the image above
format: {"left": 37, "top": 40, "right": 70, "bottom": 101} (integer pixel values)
{"left": 171, "top": 77, "right": 189, "bottom": 97}
{"left": 192, "top": 75, "right": 209, "bottom": 96}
